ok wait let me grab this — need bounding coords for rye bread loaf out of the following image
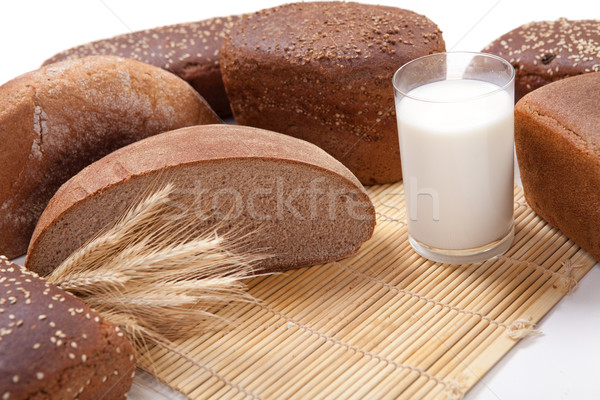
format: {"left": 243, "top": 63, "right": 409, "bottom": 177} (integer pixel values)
{"left": 483, "top": 18, "right": 600, "bottom": 102}
{"left": 43, "top": 16, "right": 240, "bottom": 117}
{"left": 220, "top": 1, "right": 445, "bottom": 185}
{"left": 0, "top": 257, "right": 136, "bottom": 399}
{"left": 0, "top": 55, "right": 219, "bottom": 259}
{"left": 26, "top": 124, "right": 375, "bottom": 276}
{"left": 515, "top": 72, "right": 600, "bottom": 261}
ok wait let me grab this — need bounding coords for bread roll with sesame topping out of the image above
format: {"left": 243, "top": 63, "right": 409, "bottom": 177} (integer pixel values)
{"left": 0, "top": 55, "right": 220, "bottom": 259}
{"left": 483, "top": 18, "right": 600, "bottom": 102}
{"left": 0, "top": 257, "right": 136, "bottom": 399}
{"left": 43, "top": 16, "right": 240, "bottom": 117}
{"left": 220, "top": 2, "right": 445, "bottom": 185}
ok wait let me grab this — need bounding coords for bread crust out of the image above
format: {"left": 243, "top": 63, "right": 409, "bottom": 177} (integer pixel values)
{"left": 43, "top": 16, "right": 240, "bottom": 117}
{"left": 483, "top": 18, "right": 600, "bottom": 101}
{"left": 220, "top": 1, "right": 445, "bottom": 185}
{"left": 0, "top": 257, "right": 135, "bottom": 400}
{"left": 0, "top": 55, "right": 219, "bottom": 259}
{"left": 515, "top": 72, "right": 600, "bottom": 260}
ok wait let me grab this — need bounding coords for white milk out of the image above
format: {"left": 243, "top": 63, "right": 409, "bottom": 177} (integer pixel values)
{"left": 396, "top": 79, "right": 514, "bottom": 250}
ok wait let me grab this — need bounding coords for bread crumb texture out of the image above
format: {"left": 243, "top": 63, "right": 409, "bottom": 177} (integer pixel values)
{"left": 0, "top": 257, "right": 135, "bottom": 399}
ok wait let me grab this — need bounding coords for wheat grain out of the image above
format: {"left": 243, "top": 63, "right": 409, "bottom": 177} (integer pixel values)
{"left": 47, "top": 182, "right": 266, "bottom": 360}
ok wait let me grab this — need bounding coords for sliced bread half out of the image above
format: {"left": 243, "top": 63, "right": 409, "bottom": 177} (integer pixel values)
{"left": 26, "top": 124, "right": 375, "bottom": 276}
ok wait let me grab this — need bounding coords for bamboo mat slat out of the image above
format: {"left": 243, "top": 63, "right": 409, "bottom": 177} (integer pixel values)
{"left": 140, "top": 183, "right": 596, "bottom": 399}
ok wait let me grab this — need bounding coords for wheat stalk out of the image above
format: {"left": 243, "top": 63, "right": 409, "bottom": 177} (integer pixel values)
{"left": 46, "top": 182, "right": 267, "bottom": 362}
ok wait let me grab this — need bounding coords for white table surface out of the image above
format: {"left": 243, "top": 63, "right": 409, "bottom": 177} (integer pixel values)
{"left": 2, "top": 1, "right": 599, "bottom": 399}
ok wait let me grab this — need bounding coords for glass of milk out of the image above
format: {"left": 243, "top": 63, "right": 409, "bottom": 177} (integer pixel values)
{"left": 393, "top": 52, "right": 515, "bottom": 264}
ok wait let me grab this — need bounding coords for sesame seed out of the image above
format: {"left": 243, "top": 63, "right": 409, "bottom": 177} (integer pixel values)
{"left": 68, "top": 353, "right": 76, "bottom": 360}
{"left": 36, "top": 372, "right": 44, "bottom": 380}
{"left": 12, "top": 376, "right": 18, "bottom": 384}
{"left": 71, "top": 342, "right": 78, "bottom": 348}
{"left": 82, "top": 354, "right": 87, "bottom": 362}
{"left": 2, "top": 393, "right": 9, "bottom": 400}
{"left": 102, "top": 376, "right": 107, "bottom": 383}
{"left": 33, "top": 343, "right": 41, "bottom": 349}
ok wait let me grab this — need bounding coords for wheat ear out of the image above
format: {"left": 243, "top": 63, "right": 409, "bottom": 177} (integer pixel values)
{"left": 47, "top": 182, "right": 266, "bottom": 359}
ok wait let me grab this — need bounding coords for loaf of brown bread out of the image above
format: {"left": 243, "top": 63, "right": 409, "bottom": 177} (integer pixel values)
{"left": 515, "top": 72, "right": 600, "bottom": 261}
{"left": 0, "top": 257, "right": 136, "bottom": 399}
{"left": 26, "top": 124, "right": 376, "bottom": 276}
{"left": 220, "top": 2, "right": 445, "bottom": 185}
{"left": 483, "top": 18, "right": 600, "bottom": 102}
{"left": 43, "top": 16, "right": 240, "bottom": 116}
{"left": 0, "top": 55, "right": 219, "bottom": 259}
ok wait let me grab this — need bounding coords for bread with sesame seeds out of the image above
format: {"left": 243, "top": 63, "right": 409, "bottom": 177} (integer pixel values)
{"left": 483, "top": 18, "right": 600, "bottom": 102}
{"left": 43, "top": 15, "right": 240, "bottom": 117}
{"left": 0, "top": 257, "right": 136, "bottom": 399}
{"left": 220, "top": 1, "right": 445, "bottom": 185}
{"left": 25, "top": 124, "right": 375, "bottom": 276}
{"left": 0, "top": 55, "right": 220, "bottom": 260}
{"left": 515, "top": 72, "right": 600, "bottom": 261}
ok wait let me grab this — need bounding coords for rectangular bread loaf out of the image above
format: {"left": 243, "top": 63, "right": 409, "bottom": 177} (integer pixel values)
{"left": 515, "top": 72, "right": 600, "bottom": 260}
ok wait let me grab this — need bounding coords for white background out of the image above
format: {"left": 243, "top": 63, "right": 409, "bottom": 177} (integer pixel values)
{"left": 1, "top": 1, "right": 600, "bottom": 399}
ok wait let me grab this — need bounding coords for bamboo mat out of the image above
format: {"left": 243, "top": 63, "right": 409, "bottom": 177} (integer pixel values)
{"left": 140, "top": 182, "right": 596, "bottom": 400}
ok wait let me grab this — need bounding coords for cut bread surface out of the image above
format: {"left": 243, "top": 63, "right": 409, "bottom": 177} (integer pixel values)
{"left": 26, "top": 124, "right": 376, "bottom": 276}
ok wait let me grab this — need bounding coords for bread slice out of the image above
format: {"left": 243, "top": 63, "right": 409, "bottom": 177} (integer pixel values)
{"left": 0, "top": 55, "right": 220, "bottom": 259}
{"left": 0, "top": 257, "right": 135, "bottom": 399}
{"left": 515, "top": 72, "right": 600, "bottom": 260}
{"left": 26, "top": 124, "right": 376, "bottom": 276}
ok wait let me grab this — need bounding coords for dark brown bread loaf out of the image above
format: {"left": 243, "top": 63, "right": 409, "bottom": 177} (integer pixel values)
{"left": 220, "top": 1, "right": 445, "bottom": 185}
{"left": 483, "top": 18, "right": 600, "bottom": 102}
{"left": 0, "top": 55, "right": 220, "bottom": 259}
{"left": 26, "top": 124, "right": 376, "bottom": 276}
{"left": 515, "top": 72, "right": 600, "bottom": 260}
{"left": 0, "top": 257, "right": 136, "bottom": 399}
{"left": 43, "top": 16, "right": 240, "bottom": 117}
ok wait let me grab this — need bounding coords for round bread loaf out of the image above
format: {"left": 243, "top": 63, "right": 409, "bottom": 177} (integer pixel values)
{"left": 43, "top": 16, "right": 240, "bottom": 117}
{"left": 483, "top": 18, "right": 600, "bottom": 102}
{"left": 26, "top": 124, "right": 376, "bottom": 276}
{"left": 515, "top": 72, "right": 600, "bottom": 261}
{"left": 0, "top": 55, "right": 220, "bottom": 259}
{"left": 0, "top": 257, "right": 136, "bottom": 399}
{"left": 220, "top": 1, "right": 445, "bottom": 185}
